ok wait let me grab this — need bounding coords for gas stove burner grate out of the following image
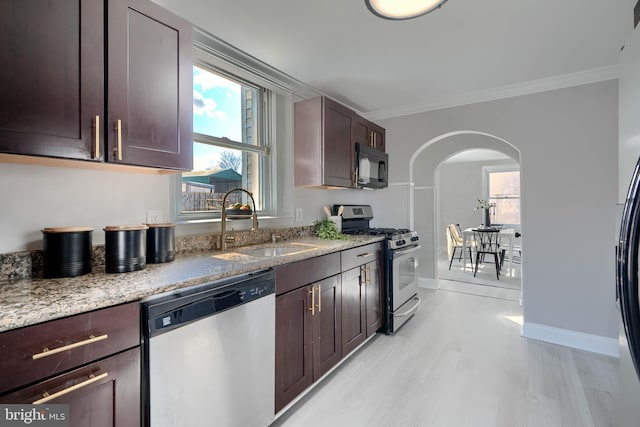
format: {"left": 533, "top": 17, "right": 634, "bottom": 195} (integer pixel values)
{"left": 343, "top": 227, "right": 412, "bottom": 238}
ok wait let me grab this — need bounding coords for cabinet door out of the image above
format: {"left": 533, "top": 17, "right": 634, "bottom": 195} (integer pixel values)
{"left": 107, "top": 0, "right": 193, "bottom": 170}
{"left": 369, "top": 122, "right": 386, "bottom": 152}
{"left": 341, "top": 267, "right": 366, "bottom": 356}
{"left": 352, "top": 115, "right": 370, "bottom": 148}
{"left": 353, "top": 116, "right": 385, "bottom": 152}
{"left": 312, "top": 275, "right": 342, "bottom": 379}
{"left": 323, "top": 98, "right": 355, "bottom": 187}
{"left": 275, "top": 286, "right": 314, "bottom": 413}
{"left": 0, "top": 348, "right": 140, "bottom": 427}
{"left": 0, "top": 0, "right": 104, "bottom": 161}
{"left": 365, "top": 260, "right": 384, "bottom": 336}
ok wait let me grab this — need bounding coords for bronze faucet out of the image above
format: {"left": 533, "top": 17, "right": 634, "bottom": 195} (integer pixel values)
{"left": 220, "top": 188, "right": 259, "bottom": 250}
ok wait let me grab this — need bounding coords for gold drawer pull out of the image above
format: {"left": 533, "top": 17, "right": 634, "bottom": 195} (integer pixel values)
{"left": 115, "top": 119, "right": 123, "bottom": 161}
{"left": 32, "top": 334, "right": 108, "bottom": 360}
{"left": 94, "top": 115, "right": 100, "bottom": 159}
{"left": 33, "top": 372, "right": 108, "bottom": 404}
{"left": 316, "top": 284, "right": 322, "bottom": 313}
{"left": 308, "top": 287, "right": 315, "bottom": 316}
{"left": 357, "top": 252, "right": 373, "bottom": 258}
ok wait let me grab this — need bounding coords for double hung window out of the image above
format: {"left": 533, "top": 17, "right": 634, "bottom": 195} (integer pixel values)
{"left": 484, "top": 167, "right": 520, "bottom": 226}
{"left": 180, "top": 62, "right": 271, "bottom": 216}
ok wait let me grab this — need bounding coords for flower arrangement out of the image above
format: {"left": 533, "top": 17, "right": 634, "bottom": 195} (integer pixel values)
{"left": 474, "top": 198, "right": 496, "bottom": 210}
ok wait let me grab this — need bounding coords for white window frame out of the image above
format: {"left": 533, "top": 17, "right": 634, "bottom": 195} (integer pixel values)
{"left": 172, "top": 42, "right": 281, "bottom": 222}
{"left": 482, "top": 165, "right": 521, "bottom": 227}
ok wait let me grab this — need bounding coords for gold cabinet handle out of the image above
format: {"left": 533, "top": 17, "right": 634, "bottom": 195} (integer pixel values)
{"left": 32, "top": 334, "right": 108, "bottom": 360}
{"left": 316, "top": 284, "right": 322, "bottom": 313}
{"left": 94, "top": 115, "right": 100, "bottom": 159}
{"left": 308, "top": 287, "right": 315, "bottom": 316}
{"left": 33, "top": 372, "right": 108, "bottom": 404}
{"left": 357, "top": 252, "right": 373, "bottom": 258}
{"left": 115, "top": 119, "right": 122, "bottom": 160}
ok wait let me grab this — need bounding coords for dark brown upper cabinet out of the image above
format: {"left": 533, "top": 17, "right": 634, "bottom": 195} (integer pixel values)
{"left": 353, "top": 116, "right": 386, "bottom": 152}
{"left": 294, "top": 96, "right": 386, "bottom": 188}
{"left": 295, "top": 96, "right": 356, "bottom": 188}
{"left": 107, "top": 0, "right": 192, "bottom": 170}
{"left": 0, "top": 0, "right": 193, "bottom": 171}
{"left": 0, "top": 0, "right": 104, "bottom": 161}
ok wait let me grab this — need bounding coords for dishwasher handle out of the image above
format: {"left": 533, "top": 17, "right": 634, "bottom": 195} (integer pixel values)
{"left": 144, "top": 270, "right": 275, "bottom": 338}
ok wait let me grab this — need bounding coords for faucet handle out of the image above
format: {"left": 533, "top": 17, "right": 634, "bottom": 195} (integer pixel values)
{"left": 272, "top": 234, "right": 282, "bottom": 243}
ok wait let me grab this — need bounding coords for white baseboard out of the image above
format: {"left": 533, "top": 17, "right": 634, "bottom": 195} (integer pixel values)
{"left": 522, "top": 322, "right": 619, "bottom": 357}
{"left": 418, "top": 277, "right": 438, "bottom": 289}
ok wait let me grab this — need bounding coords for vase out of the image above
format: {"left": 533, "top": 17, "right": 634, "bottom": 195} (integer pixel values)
{"left": 482, "top": 208, "right": 490, "bottom": 228}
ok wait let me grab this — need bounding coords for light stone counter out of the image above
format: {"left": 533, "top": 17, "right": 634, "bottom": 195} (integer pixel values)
{"left": 0, "top": 236, "right": 384, "bottom": 333}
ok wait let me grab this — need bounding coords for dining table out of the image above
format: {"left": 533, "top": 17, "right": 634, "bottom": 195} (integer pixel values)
{"left": 461, "top": 227, "right": 518, "bottom": 277}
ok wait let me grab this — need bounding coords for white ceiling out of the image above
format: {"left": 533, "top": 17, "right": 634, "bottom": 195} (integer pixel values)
{"left": 158, "top": 0, "right": 634, "bottom": 120}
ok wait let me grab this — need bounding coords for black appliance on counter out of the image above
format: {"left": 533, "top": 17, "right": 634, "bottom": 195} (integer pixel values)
{"left": 334, "top": 204, "right": 421, "bottom": 333}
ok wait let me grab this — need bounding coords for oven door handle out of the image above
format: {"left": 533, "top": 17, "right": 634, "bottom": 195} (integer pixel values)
{"left": 392, "top": 245, "right": 421, "bottom": 257}
{"left": 396, "top": 296, "right": 422, "bottom": 317}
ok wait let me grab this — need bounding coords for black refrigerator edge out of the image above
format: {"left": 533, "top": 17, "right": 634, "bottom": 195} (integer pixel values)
{"left": 617, "top": 156, "right": 640, "bottom": 426}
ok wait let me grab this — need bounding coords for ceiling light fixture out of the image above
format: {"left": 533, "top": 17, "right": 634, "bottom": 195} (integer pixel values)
{"left": 365, "top": 0, "right": 448, "bottom": 20}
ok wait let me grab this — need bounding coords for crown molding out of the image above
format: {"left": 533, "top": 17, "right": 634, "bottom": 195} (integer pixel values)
{"left": 363, "top": 65, "right": 620, "bottom": 121}
{"left": 193, "top": 27, "right": 322, "bottom": 99}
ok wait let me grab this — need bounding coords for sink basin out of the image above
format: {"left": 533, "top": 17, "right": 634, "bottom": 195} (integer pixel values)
{"left": 236, "top": 243, "right": 317, "bottom": 258}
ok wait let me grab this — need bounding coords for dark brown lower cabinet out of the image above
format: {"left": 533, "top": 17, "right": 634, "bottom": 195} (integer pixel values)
{"left": 0, "top": 348, "right": 140, "bottom": 427}
{"left": 275, "top": 285, "right": 313, "bottom": 412}
{"left": 275, "top": 275, "right": 342, "bottom": 413}
{"left": 313, "top": 275, "right": 342, "bottom": 379}
{"left": 0, "top": 302, "right": 141, "bottom": 426}
{"left": 365, "top": 260, "right": 383, "bottom": 337}
{"left": 341, "top": 266, "right": 366, "bottom": 355}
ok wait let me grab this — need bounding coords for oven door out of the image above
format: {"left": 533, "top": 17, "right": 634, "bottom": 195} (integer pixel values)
{"left": 391, "top": 244, "right": 420, "bottom": 311}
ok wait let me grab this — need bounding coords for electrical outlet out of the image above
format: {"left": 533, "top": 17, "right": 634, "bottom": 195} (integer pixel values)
{"left": 147, "top": 210, "right": 163, "bottom": 224}
{"left": 295, "top": 208, "right": 303, "bottom": 222}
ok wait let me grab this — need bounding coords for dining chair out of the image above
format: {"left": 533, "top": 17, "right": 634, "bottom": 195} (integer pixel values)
{"left": 447, "top": 224, "right": 473, "bottom": 270}
{"left": 472, "top": 228, "right": 504, "bottom": 279}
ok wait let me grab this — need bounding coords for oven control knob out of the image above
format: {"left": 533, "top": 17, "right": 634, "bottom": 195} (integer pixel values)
{"left": 397, "top": 239, "right": 406, "bottom": 246}
{"left": 411, "top": 236, "right": 419, "bottom": 242}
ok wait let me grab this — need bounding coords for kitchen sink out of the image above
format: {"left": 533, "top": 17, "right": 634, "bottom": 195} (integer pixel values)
{"left": 236, "top": 243, "right": 317, "bottom": 258}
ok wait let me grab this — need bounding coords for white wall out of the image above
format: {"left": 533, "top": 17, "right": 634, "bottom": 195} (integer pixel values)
{"left": 0, "top": 163, "right": 172, "bottom": 252}
{"left": 369, "top": 81, "right": 618, "bottom": 341}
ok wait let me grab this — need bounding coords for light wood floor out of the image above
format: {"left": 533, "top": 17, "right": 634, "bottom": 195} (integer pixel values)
{"left": 271, "top": 287, "right": 618, "bottom": 427}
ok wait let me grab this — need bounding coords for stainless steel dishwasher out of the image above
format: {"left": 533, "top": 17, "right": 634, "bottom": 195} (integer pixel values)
{"left": 141, "top": 269, "right": 275, "bottom": 427}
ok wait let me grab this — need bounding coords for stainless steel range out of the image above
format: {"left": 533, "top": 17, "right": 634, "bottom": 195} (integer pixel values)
{"left": 334, "top": 204, "right": 422, "bottom": 333}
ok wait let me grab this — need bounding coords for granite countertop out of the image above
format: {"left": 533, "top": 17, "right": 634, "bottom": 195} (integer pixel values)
{"left": 0, "top": 236, "right": 384, "bottom": 333}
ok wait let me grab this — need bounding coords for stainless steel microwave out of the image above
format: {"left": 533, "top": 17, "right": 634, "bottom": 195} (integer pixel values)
{"left": 356, "top": 143, "right": 388, "bottom": 189}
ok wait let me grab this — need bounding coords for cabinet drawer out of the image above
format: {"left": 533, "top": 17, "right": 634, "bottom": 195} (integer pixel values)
{"left": 341, "top": 242, "right": 382, "bottom": 272}
{"left": 0, "top": 347, "right": 140, "bottom": 426}
{"left": 0, "top": 302, "right": 139, "bottom": 394}
{"left": 275, "top": 252, "right": 340, "bottom": 295}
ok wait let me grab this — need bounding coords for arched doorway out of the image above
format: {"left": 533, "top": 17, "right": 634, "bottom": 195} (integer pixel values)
{"left": 408, "top": 131, "right": 523, "bottom": 301}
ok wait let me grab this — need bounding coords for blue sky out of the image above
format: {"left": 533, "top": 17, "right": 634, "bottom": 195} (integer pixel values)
{"left": 192, "top": 66, "right": 241, "bottom": 171}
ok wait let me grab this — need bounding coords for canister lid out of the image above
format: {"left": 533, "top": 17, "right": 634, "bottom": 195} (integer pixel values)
{"left": 146, "top": 223, "right": 176, "bottom": 228}
{"left": 42, "top": 226, "right": 94, "bottom": 233}
{"left": 103, "top": 224, "right": 149, "bottom": 231}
